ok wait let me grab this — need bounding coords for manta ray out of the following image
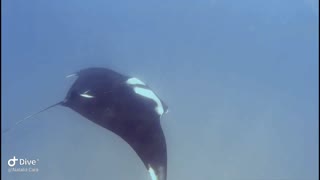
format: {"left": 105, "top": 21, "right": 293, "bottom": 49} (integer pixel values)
{"left": 4, "top": 67, "right": 169, "bottom": 180}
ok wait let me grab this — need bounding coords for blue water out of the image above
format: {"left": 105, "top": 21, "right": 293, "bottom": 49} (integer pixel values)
{"left": 2, "top": 0, "right": 319, "bottom": 179}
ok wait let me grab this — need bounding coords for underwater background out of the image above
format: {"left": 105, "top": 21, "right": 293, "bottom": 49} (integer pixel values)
{"left": 2, "top": 0, "right": 319, "bottom": 179}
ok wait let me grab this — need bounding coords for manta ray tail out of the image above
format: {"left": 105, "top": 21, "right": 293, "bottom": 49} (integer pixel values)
{"left": 2, "top": 101, "right": 63, "bottom": 134}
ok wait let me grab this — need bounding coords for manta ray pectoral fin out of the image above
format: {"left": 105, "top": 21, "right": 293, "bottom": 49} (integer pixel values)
{"left": 126, "top": 77, "right": 146, "bottom": 86}
{"left": 125, "top": 77, "right": 168, "bottom": 117}
{"left": 133, "top": 87, "right": 165, "bottom": 116}
{"left": 148, "top": 165, "right": 159, "bottom": 180}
